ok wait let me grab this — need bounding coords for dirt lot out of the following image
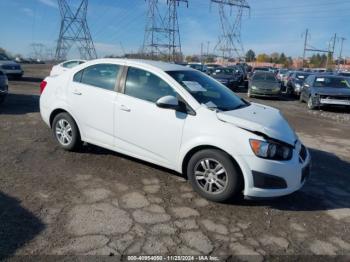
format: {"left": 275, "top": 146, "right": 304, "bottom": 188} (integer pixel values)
{"left": 1, "top": 64, "right": 350, "bottom": 259}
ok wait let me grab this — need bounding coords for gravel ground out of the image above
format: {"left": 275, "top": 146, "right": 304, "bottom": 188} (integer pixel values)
{"left": 0, "top": 64, "right": 350, "bottom": 260}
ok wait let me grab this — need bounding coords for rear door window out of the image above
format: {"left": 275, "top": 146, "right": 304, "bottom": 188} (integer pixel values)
{"left": 75, "top": 64, "right": 121, "bottom": 91}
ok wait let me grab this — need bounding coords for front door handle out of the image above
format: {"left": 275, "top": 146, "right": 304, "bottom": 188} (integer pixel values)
{"left": 120, "top": 105, "right": 131, "bottom": 112}
{"left": 73, "top": 90, "right": 82, "bottom": 95}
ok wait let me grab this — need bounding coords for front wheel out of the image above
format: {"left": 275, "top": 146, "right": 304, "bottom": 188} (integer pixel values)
{"left": 52, "top": 112, "right": 81, "bottom": 151}
{"left": 247, "top": 90, "right": 252, "bottom": 98}
{"left": 187, "top": 149, "right": 242, "bottom": 202}
{"left": 307, "top": 96, "right": 316, "bottom": 110}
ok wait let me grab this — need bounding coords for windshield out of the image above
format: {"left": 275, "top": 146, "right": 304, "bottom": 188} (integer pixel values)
{"left": 295, "top": 73, "right": 310, "bottom": 81}
{"left": 0, "top": 54, "right": 9, "bottom": 60}
{"left": 253, "top": 73, "right": 276, "bottom": 82}
{"left": 166, "top": 70, "right": 248, "bottom": 111}
{"left": 314, "top": 77, "right": 350, "bottom": 88}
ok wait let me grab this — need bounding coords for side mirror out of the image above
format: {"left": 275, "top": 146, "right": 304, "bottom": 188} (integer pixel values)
{"left": 156, "top": 95, "right": 180, "bottom": 110}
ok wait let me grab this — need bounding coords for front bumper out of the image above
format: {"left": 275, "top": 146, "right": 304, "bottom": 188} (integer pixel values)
{"left": 250, "top": 89, "right": 281, "bottom": 97}
{"left": 0, "top": 85, "right": 8, "bottom": 96}
{"left": 320, "top": 98, "right": 350, "bottom": 106}
{"left": 239, "top": 144, "right": 311, "bottom": 198}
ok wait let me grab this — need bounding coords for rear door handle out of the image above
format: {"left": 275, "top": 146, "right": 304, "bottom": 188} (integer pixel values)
{"left": 73, "top": 90, "right": 82, "bottom": 95}
{"left": 120, "top": 105, "right": 131, "bottom": 112}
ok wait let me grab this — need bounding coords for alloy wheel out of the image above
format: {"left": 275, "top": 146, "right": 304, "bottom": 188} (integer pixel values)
{"left": 194, "top": 158, "right": 228, "bottom": 195}
{"left": 55, "top": 119, "right": 73, "bottom": 146}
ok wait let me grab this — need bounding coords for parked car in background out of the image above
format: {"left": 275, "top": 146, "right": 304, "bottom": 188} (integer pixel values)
{"left": 281, "top": 71, "right": 293, "bottom": 90}
{"left": 300, "top": 75, "right": 350, "bottom": 110}
{"left": 40, "top": 59, "right": 310, "bottom": 202}
{"left": 286, "top": 71, "right": 312, "bottom": 96}
{"left": 276, "top": 69, "right": 289, "bottom": 82}
{"left": 186, "top": 63, "right": 208, "bottom": 73}
{"left": 337, "top": 71, "right": 350, "bottom": 78}
{"left": 228, "top": 65, "right": 245, "bottom": 86}
{"left": 206, "top": 63, "right": 221, "bottom": 70}
{"left": 248, "top": 67, "right": 270, "bottom": 80}
{"left": 50, "top": 60, "right": 86, "bottom": 76}
{"left": 210, "top": 67, "right": 242, "bottom": 90}
{"left": 248, "top": 71, "right": 281, "bottom": 98}
{"left": 253, "top": 67, "right": 270, "bottom": 73}
{"left": 0, "top": 53, "right": 23, "bottom": 79}
{"left": 0, "top": 70, "right": 8, "bottom": 104}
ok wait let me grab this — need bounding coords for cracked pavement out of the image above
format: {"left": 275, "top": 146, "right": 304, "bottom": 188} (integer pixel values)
{"left": 0, "top": 65, "right": 350, "bottom": 259}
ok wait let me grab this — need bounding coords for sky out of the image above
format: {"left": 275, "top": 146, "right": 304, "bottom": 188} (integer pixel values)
{"left": 0, "top": 0, "right": 349, "bottom": 59}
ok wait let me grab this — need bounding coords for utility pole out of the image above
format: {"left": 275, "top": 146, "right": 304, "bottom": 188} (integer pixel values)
{"left": 326, "top": 33, "right": 337, "bottom": 69}
{"left": 302, "top": 29, "right": 334, "bottom": 69}
{"left": 55, "top": 0, "right": 97, "bottom": 61}
{"left": 211, "top": 0, "right": 250, "bottom": 63}
{"left": 200, "top": 42, "right": 204, "bottom": 65}
{"left": 338, "top": 37, "right": 346, "bottom": 70}
{"left": 207, "top": 41, "right": 210, "bottom": 57}
{"left": 302, "top": 29, "right": 308, "bottom": 67}
{"left": 143, "top": 0, "right": 188, "bottom": 62}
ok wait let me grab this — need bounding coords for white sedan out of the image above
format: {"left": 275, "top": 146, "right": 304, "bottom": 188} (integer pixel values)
{"left": 39, "top": 59, "right": 310, "bottom": 202}
{"left": 50, "top": 59, "right": 86, "bottom": 76}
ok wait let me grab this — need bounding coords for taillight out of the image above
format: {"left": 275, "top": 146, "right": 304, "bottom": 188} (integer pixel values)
{"left": 40, "top": 80, "right": 47, "bottom": 94}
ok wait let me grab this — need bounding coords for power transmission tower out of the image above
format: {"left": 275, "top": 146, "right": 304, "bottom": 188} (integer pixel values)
{"left": 30, "top": 43, "right": 46, "bottom": 61}
{"left": 211, "top": 0, "right": 250, "bottom": 63}
{"left": 55, "top": 0, "right": 97, "bottom": 61}
{"left": 143, "top": 0, "right": 188, "bottom": 62}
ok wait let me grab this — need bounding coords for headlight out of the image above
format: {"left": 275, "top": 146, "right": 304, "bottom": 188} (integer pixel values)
{"left": 249, "top": 139, "right": 293, "bottom": 160}
{"left": 295, "top": 83, "right": 301, "bottom": 88}
{"left": 252, "top": 85, "right": 257, "bottom": 90}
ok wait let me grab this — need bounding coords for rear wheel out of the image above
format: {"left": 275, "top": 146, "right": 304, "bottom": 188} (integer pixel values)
{"left": 52, "top": 112, "right": 81, "bottom": 151}
{"left": 187, "top": 149, "right": 242, "bottom": 202}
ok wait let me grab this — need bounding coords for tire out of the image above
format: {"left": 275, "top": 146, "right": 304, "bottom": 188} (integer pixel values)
{"left": 247, "top": 90, "right": 252, "bottom": 98}
{"left": 52, "top": 112, "right": 81, "bottom": 151}
{"left": 187, "top": 149, "right": 242, "bottom": 202}
{"left": 299, "top": 93, "right": 304, "bottom": 103}
{"left": 307, "top": 96, "right": 316, "bottom": 110}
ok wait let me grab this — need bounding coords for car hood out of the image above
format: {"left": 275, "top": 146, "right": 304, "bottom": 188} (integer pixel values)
{"left": 313, "top": 87, "right": 350, "bottom": 96}
{"left": 216, "top": 103, "right": 297, "bottom": 145}
{"left": 251, "top": 81, "right": 280, "bottom": 89}
{"left": 0, "top": 60, "right": 19, "bottom": 66}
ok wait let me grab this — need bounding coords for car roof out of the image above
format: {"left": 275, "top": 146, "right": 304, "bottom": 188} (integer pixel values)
{"left": 93, "top": 58, "right": 193, "bottom": 72}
